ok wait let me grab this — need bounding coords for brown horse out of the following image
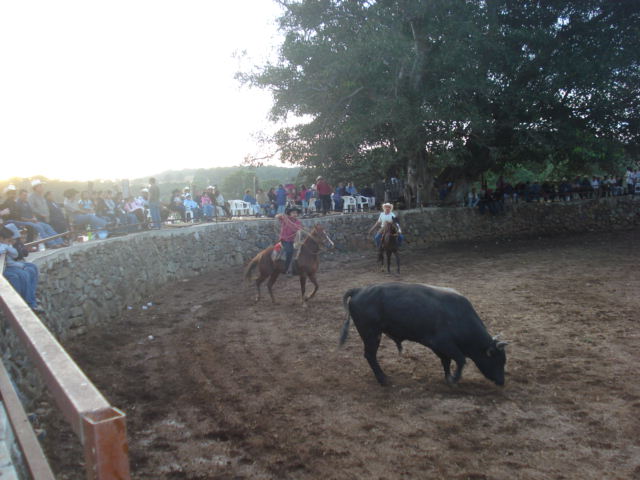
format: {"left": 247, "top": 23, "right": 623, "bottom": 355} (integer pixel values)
{"left": 378, "top": 221, "right": 400, "bottom": 273}
{"left": 245, "top": 224, "right": 333, "bottom": 306}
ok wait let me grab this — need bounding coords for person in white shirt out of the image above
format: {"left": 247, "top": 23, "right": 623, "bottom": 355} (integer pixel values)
{"left": 368, "top": 202, "right": 403, "bottom": 248}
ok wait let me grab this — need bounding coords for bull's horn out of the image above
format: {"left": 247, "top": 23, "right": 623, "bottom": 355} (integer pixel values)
{"left": 492, "top": 334, "right": 502, "bottom": 341}
{"left": 496, "top": 341, "right": 508, "bottom": 350}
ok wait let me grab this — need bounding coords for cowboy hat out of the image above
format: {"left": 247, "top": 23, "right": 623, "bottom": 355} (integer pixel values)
{"left": 285, "top": 206, "right": 302, "bottom": 215}
{"left": 31, "top": 179, "right": 45, "bottom": 188}
{"left": 3, "top": 184, "right": 17, "bottom": 193}
{"left": 382, "top": 202, "right": 393, "bottom": 210}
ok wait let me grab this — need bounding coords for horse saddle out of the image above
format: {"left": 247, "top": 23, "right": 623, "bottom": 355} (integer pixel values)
{"left": 271, "top": 242, "right": 287, "bottom": 263}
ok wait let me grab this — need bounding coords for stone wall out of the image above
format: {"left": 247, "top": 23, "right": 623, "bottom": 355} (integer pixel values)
{"left": 1, "top": 196, "right": 639, "bottom": 404}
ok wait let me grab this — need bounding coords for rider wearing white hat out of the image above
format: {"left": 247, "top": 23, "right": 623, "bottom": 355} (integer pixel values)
{"left": 368, "top": 202, "right": 404, "bottom": 248}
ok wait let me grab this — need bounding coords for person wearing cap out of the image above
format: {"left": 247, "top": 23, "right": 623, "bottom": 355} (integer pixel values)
{"left": 315, "top": 176, "right": 332, "bottom": 215}
{"left": 368, "top": 202, "right": 404, "bottom": 248}
{"left": 28, "top": 179, "right": 50, "bottom": 223}
{"left": 276, "top": 206, "right": 303, "bottom": 274}
{"left": 0, "top": 226, "right": 44, "bottom": 313}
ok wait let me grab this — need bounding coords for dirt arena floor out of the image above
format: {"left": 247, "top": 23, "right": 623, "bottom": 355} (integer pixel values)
{"left": 41, "top": 229, "right": 640, "bottom": 479}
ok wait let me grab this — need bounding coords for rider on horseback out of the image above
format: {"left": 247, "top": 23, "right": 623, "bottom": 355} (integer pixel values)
{"left": 368, "top": 202, "right": 404, "bottom": 248}
{"left": 276, "top": 206, "right": 303, "bottom": 274}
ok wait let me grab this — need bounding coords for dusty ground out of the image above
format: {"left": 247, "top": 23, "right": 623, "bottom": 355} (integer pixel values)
{"left": 41, "top": 229, "right": 640, "bottom": 479}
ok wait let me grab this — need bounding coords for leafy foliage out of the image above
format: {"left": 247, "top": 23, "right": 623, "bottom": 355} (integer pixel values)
{"left": 241, "top": 0, "right": 640, "bottom": 201}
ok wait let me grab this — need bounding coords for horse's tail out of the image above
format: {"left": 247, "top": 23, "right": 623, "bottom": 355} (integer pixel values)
{"left": 339, "top": 288, "right": 360, "bottom": 346}
{"left": 244, "top": 254, "right": 260, "bottom": 283}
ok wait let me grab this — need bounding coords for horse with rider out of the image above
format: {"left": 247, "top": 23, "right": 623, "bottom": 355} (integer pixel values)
{"left": 368, "top": 202, "right": 403, "bottom": 273}
{"left": 245, "top": 206, "right": 333, "bottom": 306}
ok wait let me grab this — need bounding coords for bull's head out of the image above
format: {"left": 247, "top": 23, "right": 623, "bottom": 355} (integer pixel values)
{"left": 478, "top": 336, "right": 508, "bottom": 386}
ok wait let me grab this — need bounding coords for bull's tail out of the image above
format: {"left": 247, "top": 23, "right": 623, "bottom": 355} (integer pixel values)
{"left": 339, "top": 288, "right": 360, "bottom": 346}
{"left": 244, "top": 255, "right": 259, "bottom": 283}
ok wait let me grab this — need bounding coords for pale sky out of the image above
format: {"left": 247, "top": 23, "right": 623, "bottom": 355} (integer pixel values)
{"left": 0, "top": 1, "right": 284, "bottom": 181}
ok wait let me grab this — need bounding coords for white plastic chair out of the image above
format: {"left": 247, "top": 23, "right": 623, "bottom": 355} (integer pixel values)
{"left": 342, "top": 196, "right": 357, "bottom": 213}
{"left": 355, "top": 195, "right": 369, "bottom": 211}
{"left": 185, "top": 209, "right": 193, "bottom": 222}
{"left": 229, "top": 200, "right": 251, "bottom": 216}
{"left": 635, "top": 183, "right": 640, "bottom": 195}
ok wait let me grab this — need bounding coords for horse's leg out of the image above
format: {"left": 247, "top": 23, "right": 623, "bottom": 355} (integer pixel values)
{"left": 299, "top": 273, "right": 308, "bottom": 307}
{"left": 266, "top": 271, "right": 280, "bottom": 304}
{"left": 305, "top": 272, "right": 319, "bottom": 300}
{"left": 378, "top": 249, "right": 385, "bottom": 272}
{"left": 386, "top": 250, "right": 392, "bottom": 273}
{"left": 254, "top": 272, "right": 268, "bottom": 302}
{"left": 395, "top": 250, "right": 400, "bottom": 274}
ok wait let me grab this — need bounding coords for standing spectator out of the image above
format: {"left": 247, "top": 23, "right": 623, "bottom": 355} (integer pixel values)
{"left": 275, "top": 185, "right": 287, "bottom": 215}
{"left": 467, "top": 188, "right": 480, "bottom": 207}
{"left": 346, "top": 182, "right": 358, "bottom": 196}
{"left": 624, "top": 167, "right": 634, "bottom": 195}
{"left": 299, "top": 185, "right": 309, "bottom": 214}
{"left": 267, "top": 187, "right": 277, "bottom": 214}
{"left": 148, "top": 177, "right": 161, "bottom": 229}
{"left": 315, "top": 176, "right": 332, "bottom": 215}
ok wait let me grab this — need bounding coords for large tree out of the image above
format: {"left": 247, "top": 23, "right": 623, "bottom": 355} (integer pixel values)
{"left": 242, "top": 0, "right": 640, "bottom": 205}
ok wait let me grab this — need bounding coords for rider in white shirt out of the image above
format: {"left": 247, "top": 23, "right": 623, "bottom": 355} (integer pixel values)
{"left": 368, "top": 202, "right": 403, "bottom": 248}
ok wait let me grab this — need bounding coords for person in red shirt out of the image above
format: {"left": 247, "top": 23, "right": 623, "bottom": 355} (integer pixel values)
{"left": 276, "top": 206, "right": 303, "bottom": 274}
{"left": 315, "top": 176, "right": 332, "bottom": 215}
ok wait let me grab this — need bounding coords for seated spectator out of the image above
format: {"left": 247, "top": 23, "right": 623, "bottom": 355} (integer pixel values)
{"left": 346, "top": 182, "right": 358, "bottom": 196}
{"left": 0, "top": 226, "right": 43, "bottom": 312}
{"left": 256, "top": 188, "right": 271, "bottom": 216}
{"left": 15, "top": 188, "right": 65, "bottom": 247}
{"left": 467, "top": 188, "right": 480, "bottom": 207}
{"left": 169, "top": 189, "right": 186, "bottom": 221}
{"left": 243, "top": 189, "right": 261, "bottom": 216}
{"left": 211, "top": 186, "right": 232, "bottom": 219}
{"left": 44, "top": 191, "right": 70, "bottom": 236}
{"left": 64, "top": 189, "right": 108, "bottom": 231}
{"left": 183, "top": 194, "right": 201, "bottom": 222}
{"left": 123, "top": 195, "right": 147, "bottom": 225}
{"left": 332, "top": 190, "right": 343, "bottom": 212}
{"left": 201, "top": 187, "right": 215, "bottom": 221}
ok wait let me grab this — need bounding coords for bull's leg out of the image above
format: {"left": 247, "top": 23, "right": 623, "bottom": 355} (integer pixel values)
{"left": 266, "top": 272, "right": 279, "bottom": 304}
{"left": 386, "top": 334, "right": 403, "bottom": 355}
{"left": 437, "top": 355, "right": 453, "bottom": 383}
{"left": 434, "top": 347, "right": 465, "bottom": 384}
{"left": 363, "top": 333, "right": 388, "bottom": 385}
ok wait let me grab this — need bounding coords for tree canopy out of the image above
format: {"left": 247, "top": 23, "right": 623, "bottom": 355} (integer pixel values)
{"left": 241, "top": 0, "right": 640, "bottom": 204}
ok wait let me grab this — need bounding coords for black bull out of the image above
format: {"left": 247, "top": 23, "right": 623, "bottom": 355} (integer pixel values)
{"left": 340, "top": 283, "right": 507, "bottom": 386}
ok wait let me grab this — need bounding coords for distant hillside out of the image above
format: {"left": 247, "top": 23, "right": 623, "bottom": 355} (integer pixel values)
{"left": 0, "top": 165, "right": 302, "bottom": 203}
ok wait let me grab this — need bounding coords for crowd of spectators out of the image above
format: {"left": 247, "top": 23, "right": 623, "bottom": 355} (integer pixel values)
{"left": 464, "top": 168, "right": 640, "bottom": 215}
